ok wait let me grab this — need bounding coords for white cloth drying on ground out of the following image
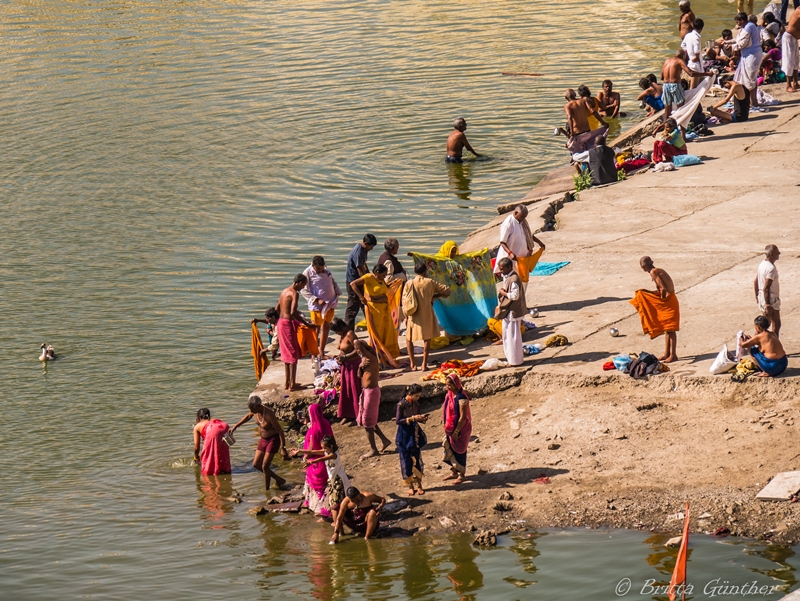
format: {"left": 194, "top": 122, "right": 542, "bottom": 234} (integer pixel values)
{"left": 671, "top": 76, "right": 714, "bottom": 129}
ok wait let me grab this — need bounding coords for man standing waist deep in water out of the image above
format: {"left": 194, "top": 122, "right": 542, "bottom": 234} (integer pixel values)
{"left": 446, "top": 117, "right": 481, "bottom": 163}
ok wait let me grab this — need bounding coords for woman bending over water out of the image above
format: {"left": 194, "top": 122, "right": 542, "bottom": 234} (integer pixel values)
{"left": 193, "top": 408, "right": 232, "bottom": 476}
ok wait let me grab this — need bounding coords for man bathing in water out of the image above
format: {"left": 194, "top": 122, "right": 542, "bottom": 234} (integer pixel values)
{"left": 446, "top": 117, "right": 481, "bottom": 163}
{"left": 231, "top": 396, "right": 291, "bottom": 490}
{"left": 331, "top": 486, "right": 386, "bottom": 543}
{"left": 597, "top": 79, "right": 626, "bottom": 118}
{"left": 563, "top": 88, "right": 608, "bottom": 170}
{"left": 678, "top": 0, "right": 695, "bottom": 40}
{"left": 277, "top": 274, "right": 318, "bottom": 391}
{"left": 640, "top": 256, "right": 679, "bottom": 363}
{"left": 661, "top": 49, "right": 711, "bottom": 122}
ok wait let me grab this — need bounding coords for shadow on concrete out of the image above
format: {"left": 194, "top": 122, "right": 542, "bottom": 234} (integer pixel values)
{"left": 424, "top": 467, "right": 570, "bottom": 492}
{"left": 539, "top": 350, "right": 612, "bottom": 365}
{"left": 779, "top": 367, "right": 800, "bottom": 378}
{"left": 537, "top": 296, "right": 629, "bottom": 312}
{"left": 685, "top": 352, "right": 718, "bottom": 364}
{"left": 709, "top": 130, "right": 778, "bottom": 142}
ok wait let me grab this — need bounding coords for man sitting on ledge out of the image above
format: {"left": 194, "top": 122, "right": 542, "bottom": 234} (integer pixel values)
{"left": 739, "top": 315, "right": 788, "bottom": 378}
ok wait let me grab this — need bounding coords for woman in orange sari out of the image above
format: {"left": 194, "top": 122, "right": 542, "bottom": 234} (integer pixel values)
{"left": 350, "top": 264, "right": 402, "bottom": 367}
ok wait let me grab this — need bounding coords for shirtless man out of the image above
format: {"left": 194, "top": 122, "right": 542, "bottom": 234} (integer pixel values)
{"left": 640, "top": 256, "right": 679, "bottom": 363}
{"left": 446, "top": 117, "right": 481, "bottom": 163}
{"left": 352, "top": 339, "right": 392, "bottom": 460}
{"left": 277, "top": 274, "right": 318, "bottom": 391}
{"left": 564, "top": 88, "right": 608, "bottom": 168}
{"left": 597, "top": 79, "right": 625, "bottom": 118}
{"left": 739, "top": 315, "right": 788, "bottom": 377}
{"left": 231, "top": 396, "right": 290, "bottom": 490}
{"left": 330, "top": 486, "right": 386, "bottom": 543}
{"left": 678, "top": 0, "right": 695, "bottom": 40}
{"left": 661, "top": 49, "right": 711, "bottom": 121}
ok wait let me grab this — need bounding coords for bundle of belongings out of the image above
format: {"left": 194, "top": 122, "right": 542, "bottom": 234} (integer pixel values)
{"left": 313, "top": 358, "right": 342, "bottom": 405}
{"left": 603, "top": 352, "right": 669, "bottom": 379}
{"left": 422, "top": 359, "right": 484, "bottom": 383}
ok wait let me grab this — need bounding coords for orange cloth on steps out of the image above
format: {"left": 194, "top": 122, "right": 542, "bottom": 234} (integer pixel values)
{"left": 516, "top": 247, "right": 544, "bottom": 284}
{"left": 251, "top": 322, "right": 270, "bottom": 381}
{"left": 629, "top": 289, "right": 680, "bottom": 339}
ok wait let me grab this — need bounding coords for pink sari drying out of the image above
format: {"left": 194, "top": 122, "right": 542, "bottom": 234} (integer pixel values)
{"left": 302, "top": 403, "right": 334, "bottom": 516}
{"left": 200, "top": 419, "right": 232, "bottom": 476}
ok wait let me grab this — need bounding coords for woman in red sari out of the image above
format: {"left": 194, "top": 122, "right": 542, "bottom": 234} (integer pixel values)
{"left": 441, "top": 374, "right": 472, "bottom": 484}
{"left": 193, "top": 408, "right": 232, "bottom": 476}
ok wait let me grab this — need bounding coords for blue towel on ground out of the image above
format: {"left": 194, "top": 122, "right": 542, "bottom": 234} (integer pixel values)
{"left": 532, "top": 261, "right": 570, "bottom": 276}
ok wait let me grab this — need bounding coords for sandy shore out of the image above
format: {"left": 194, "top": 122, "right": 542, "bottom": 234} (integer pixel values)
{"left": 255, "top": 83, "right": 800, "bottom": 542}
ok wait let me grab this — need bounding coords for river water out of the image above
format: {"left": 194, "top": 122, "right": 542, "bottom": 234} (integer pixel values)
{"left": 4, "top": 0, "right": 795, "bottom": 599}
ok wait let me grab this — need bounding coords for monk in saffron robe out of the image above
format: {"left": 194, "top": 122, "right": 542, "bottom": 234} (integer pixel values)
{"left": 630, "top": 256, "right": 680, "bottom": 363}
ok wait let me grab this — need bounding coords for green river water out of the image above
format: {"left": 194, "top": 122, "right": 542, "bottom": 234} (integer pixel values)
{"left": 3, "top": 0, "right": 798, "bottom": 598}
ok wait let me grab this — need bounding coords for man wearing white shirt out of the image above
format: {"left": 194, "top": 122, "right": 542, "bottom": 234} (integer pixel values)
{"left": 727, "top": 12, "right": 764, "bottom": 107}
{"left": 682, "top": 19, "right": 704, "bottom": 89}
{"left": 302, "top": 255, "right": 342, "bottom": 359}
{"left": 754, "top": 245, "right": 781, "bottom": 337}
{"left": 494, "top": 205, "right": 546, "bottom": 292}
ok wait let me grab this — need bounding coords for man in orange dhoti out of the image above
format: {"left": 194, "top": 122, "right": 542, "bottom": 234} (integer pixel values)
{"left": 630, "top": 256, "right": 680, "bottom": 363}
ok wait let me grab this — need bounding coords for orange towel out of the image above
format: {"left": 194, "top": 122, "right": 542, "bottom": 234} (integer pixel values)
{"left": 251, "top": 322, "right": 270, "bottom": 381}
{"left": 517, "top": 247, "right": 544, "bottom": 284}
{"left": 297, "top": 324, "right": 320, "bottom": 358}
{"left": 629, "top": 289, "right": 680, "bottom": 339}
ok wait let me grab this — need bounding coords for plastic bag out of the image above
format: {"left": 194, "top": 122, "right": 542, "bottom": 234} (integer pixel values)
{"left": 481, "top": 358, "right": 501, "bottom": 371}
{"left": 709, "top": 344, "right": 737, "bottom": 375}
{"left": 612, "top": 354, "right": 632, "bottom": 372}
{"left": 672, "top": 154, "right": 702, "bottom": 167}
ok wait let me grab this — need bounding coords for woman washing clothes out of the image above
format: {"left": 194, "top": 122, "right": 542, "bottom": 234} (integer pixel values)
{"left": 193, "top": 408, "right": 232, "bottom": 476}
{"left": 395, "top": 384, "right": 428, "bottom": 496}
{"left": 739, "top": 315, "right": 788, "bottom": 377}
{"left": 441, "top": 374, "right": 472, "bottom": 485}
{"left": 330, "top": 318, "right": 361, "bottom": 425}
{"left": 300, "top": 434, "right": 350, "bottom": 524}
{"left": 349, "top": 264, "right": 402, "bottom": 368}
{"left": 652, "top": 118, "right": 687, "bottom": 164}
{"left": 292, "top": 403, "right": 335, "bottom": 517}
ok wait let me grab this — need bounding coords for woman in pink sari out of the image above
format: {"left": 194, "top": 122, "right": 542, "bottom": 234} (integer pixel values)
{"left": 301, "top": 403, "right": 334, "bottom": 517}
{"left": 441, "top": 374, "right": 472, "bottom": 484}
{"left": 193, "top": 408, "right": 232, "bottom": 476}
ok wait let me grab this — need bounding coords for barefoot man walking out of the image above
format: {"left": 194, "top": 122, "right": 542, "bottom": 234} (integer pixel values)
{"left": 630, "top": 257, "right": 680, "bottom": 363}
{"left": 231, "top": 396, "right": 291, "bottom": 491}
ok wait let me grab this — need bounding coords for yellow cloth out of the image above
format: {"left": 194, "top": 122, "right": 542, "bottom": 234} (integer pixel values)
{"left": 437, "top": 240, "right": 459, "bottom": 259}
{"left": 362, "top": 274, "right": 402, "bottom": 366}
{"left": 310, "top": 309, "right": 334, "bottom": 325}
{"left": 586, "top": 97, "right": 601, "bottom": 131}
{"left": 487, "top": 318, "right": 526, "bottom": 340}
{"left": 430, "top": 336, "right": 451, "bottom": 350}
{"left": 251, "top": 322, "right": 270, "bottom": 381}
{"left": 517, "top": 247, "right": 544, "bottom": 284}
{"left": 629, "top": 290, "right": 681, "bottom": 339}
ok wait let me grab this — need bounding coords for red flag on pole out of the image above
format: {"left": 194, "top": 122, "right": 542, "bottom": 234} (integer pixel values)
{"left": 668, "top": 502, "right": 690, "bottom": 601}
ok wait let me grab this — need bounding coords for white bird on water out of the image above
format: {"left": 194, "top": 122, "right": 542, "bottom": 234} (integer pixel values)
{"left": 39, "top": 343, "right": 56, "bottom": 361}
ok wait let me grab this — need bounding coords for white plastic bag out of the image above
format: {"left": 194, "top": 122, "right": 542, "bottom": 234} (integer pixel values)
{"left": 481, "top": 358, "right": 501, "bottom": 371}
{"left": 735, "top": 330, "right": 745, "bottom": 361}
{"left": 709, "top": 344, "right": 737, "bottom": 375}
